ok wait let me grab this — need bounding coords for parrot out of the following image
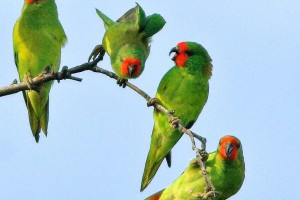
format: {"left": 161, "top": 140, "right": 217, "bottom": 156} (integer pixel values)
{"left": 89, "top": 3, "right": 166, "bottom": 82}
{"left": 145, "top": 135, "right": 245, "bottom": 200}
{"left": 141, "top": 42, "right": 213, "bottom": 191}
{"left": 13, "top": 0, "right": 67, "bottom": 142}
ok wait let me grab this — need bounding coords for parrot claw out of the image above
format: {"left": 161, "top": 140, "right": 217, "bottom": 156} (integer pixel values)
{"left": 117, "top": 77, "right": 128, "bottom": 88}
{"left": 195, "top": 190, "right": 219, "bottom": 199}
{"left": 36, "top": 66, "right": 54, "bottom": 83}
{"left": 205, "top": 190, "right": 219, "bottom": 199}
{"left": 42, "top": 66, "right": 52, "bottom": 74}
{"left": 147, "top": 98, "right": 158, "bottom": 107}
{"left": 199, "top": 150, "right": 209, "bottom": 162}
{"left": 170, "top": 117, "right": 181, "bottom": 129}
{"left": 24, "top": 74, "right": 39, "bottom": 92}
{"left": 35, "top": 65, "right": 52, "bottom": 80}
{"left": 88, "top": 44, "right": 105, "bottom": 62}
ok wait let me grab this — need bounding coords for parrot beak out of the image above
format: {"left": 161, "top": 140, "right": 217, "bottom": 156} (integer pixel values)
{"left": 128, "top": 65, "right": 137, "bottom": 78}
{"left": 226, "top": 143, "right": 234, "bottom": 158}
{"left": 169, "top": 47, "right": 179, "bottom": 56}
{"left": 169, "top": 47, "right": 179, "bottom": 61}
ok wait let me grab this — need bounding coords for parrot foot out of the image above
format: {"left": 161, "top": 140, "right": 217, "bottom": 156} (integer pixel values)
{"left": 170, "top": 117, "right": 181, "bottom": 129}
{"left": 195, "top": 190, "right": 219, "bottom": 199}
{"left": 24, "top": 74, "right": 39, "bottom": 92}
{"left": 199, "top": 150, "right": 209, "bottom": 162}
{"left": 36, "top": 66, "right": 52, "bottom": 81}
{"left": 117, "top": 77, "right": 128, "bottom": 88}
{"left": 147, "top": 98, "right": 158, "bottom": 107}
{"left": 88, "top": 44, "right": 105, "bottom": 62}
{"left": 42, "top": 66, "right": 52, "bottom": 74}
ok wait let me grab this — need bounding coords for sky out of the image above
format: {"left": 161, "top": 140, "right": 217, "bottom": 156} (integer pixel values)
{"left": 0, "top": 1, "right": 300, "bottom": 199}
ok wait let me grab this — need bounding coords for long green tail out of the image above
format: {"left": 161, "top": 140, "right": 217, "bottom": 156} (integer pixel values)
{"left": 25, "top": 91, "right": 49, "bottom": 143}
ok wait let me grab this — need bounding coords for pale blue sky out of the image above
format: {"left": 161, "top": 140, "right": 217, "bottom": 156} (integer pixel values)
{"left": 0, "top": 1, "right": 299, "bottom": 199}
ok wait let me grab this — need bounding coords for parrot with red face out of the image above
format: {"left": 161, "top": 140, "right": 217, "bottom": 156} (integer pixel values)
{"left": 141, "top": 41, "right": 213, "bottom": 191}
{"left": 90, "top": 3, "right": 165, "bottom": 80}
{"left": 145, "top": 135, "right": 245, "bottom": 200}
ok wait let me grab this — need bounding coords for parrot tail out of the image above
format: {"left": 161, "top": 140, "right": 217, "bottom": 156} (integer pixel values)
{"left": 141, "top": 155, "right": 164, "bottom": 191}
{"left": 26, "top": 91, "right": 49, "bottom": 143}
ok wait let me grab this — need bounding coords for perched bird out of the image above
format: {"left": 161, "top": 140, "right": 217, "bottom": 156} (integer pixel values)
{"left": 141, "top": 42, "right": 212, "bottom": 191}
{"left": 90, "top": 3, "right": 165, "bottom": 81}
{"left": 145, "top": 135, "right": 245, "bottom": 200}
{"left": 13, "top": 0, "right": 67, "bottom": 142}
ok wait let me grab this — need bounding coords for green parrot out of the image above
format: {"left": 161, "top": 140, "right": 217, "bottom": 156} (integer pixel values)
{"left": 91, "top": 3, "right": 166, "bottom": 79}
{"left": 13, "top": 0, "right": 67, "bottom": 142}
{"left": 145, "top": 135, "right": 245, "bottom": 200}
{"left": 141, "top": 42, "right": 213, "bottom": 191}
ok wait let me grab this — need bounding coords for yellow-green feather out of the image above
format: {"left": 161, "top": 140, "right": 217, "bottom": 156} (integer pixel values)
{"left": 141, "top": 42, "right": 212, "bottom": 191}
{"left": 13, "top": 0, "right": 66, "bottom": 142}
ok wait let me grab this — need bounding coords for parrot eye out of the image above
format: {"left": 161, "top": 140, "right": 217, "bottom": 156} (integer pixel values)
{"left": 236, "top": 143, "right": 240, "bottom": 149}
{"left": 185, "top": 50, "right": 194, "bottom": 56}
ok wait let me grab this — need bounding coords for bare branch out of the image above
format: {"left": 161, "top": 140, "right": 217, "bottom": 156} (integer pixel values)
{"left": 0, "top": 49, "right": 217, "bottom": 197}
{"left": 0, "top": 52, "right": 104, "bottom": 97}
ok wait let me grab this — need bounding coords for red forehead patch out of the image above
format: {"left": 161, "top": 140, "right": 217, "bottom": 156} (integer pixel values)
{"left": 220, "top": 136, "right": 239, "bottom": 145}
{"left": 177, "top": 42, "right": 189, "bottom": 52}
{"left": 26, "top": 0, "right": 45, "bottom": 4}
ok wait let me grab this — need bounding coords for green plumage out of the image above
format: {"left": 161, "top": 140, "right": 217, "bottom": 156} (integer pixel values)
{"left": 141, "top": 42, "right": 212, "bottom": 191}
{"left": 145, "top": 136, "right": 245, "bottom": 200}
{"left": 95, "top": 3, "right": 165, "bottom": 78}
{"left": 13, "top": 0, "right": 67, "bottom": 142}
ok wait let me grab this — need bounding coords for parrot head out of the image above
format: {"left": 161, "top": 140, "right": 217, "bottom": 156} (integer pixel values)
{"left": 169, "top": 41, "right": 212, "bottom": 77}
{"left": 217, "top": 135, "right": 243, "bottom": 161}
{"left": 112, "top": 44, "right": 146, "bottom": 79}
{"left": 120, "top": 58, "right": 141, "bottom": 78}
